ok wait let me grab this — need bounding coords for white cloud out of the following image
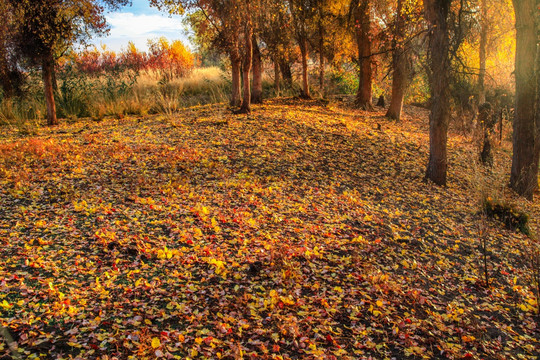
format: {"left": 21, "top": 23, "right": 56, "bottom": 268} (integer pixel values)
{"left": 92, "top": 12, "right": 190, "bottom": 52}
{"left": 107, "top": 12, "right": 183, "bottom": 37}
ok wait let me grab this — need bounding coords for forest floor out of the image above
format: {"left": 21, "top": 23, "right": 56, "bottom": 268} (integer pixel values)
{"left": 0, "top": 98, "right": 539, "bottom": 360}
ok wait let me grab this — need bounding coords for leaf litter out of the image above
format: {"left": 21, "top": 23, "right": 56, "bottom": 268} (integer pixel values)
{"left": 0, "top": 99, "right": 538, "bottom": 359}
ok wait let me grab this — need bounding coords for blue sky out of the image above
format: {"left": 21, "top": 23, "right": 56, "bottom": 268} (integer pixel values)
{"left": 92, "top": 0, "right": 190, "bottom": 52}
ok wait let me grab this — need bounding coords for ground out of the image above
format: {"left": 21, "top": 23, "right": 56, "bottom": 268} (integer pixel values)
{"left": 0, "top": 99, "right": 538, "bottom": 359}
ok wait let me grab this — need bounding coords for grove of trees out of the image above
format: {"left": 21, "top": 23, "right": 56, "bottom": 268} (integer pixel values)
{"left": 1, "top": 0, "right": 539, "bottom": 199}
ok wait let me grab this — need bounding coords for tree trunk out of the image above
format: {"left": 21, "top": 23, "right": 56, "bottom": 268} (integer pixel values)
{"left": 251, "top": 36, "right": 263, "bottom": 104}
{"left": 354, "top": 0, "right": 373, "bottom": 109}
{"left": 0, "top": 47, "right": 13, "bottom": 98}
{"left": 424, "top": 0, "right": 451, "bottom": 185}
{"left": 318, "top": 14, "right": 325, "bottom": 97}
{"left": 230, "top": 49, "right": 242, "bottom": 107}
{"left": 42, "top": 53, "right": 58, "bottom": 126}
{"left": 280, "top": 61, "right": 293, "bottom": 87}
{"left": 239, "top": 21, "right": 253, "bottom": 114}
{"left": 510, "top": 0, "right": 538, "bottom": 199}
{"left": 478, "top": 0, "right": 487, "bottom": 105}
{"left": 274, "top": 57, "right": 281, "bottom": 96}
{"left": 299, "top": 36, "right": 310, "bottom": 98}
{"left": 52, "top": 64, "right": 58, "bottom": 93}
{"left": 534, "top": 36, "right": 540, "bottom": 192}
{"left": 386, "top": 0, "right": 410, "bottom": 121}
{"left": 386, "top": 52, "right": 409, "bottom": 120}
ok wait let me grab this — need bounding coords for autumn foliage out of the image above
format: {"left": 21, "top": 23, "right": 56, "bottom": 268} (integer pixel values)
{"left": 66, "top": 38, "right": 195, "bottom": 80}
{"left": 0, "top": 100, "right": 538, "bottom": 359}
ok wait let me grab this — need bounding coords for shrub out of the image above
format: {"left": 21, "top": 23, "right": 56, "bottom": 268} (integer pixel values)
{"left": 327, "top": 65, "right": 358, "bottom": 95}
{"left": 482, "top": 197, "right": 529, "bottom": 235}
{"left": 55, "top": 65, "right": 92, "bottom": 118}
{"left": 147, "top": 38, "right": 195, "bottom": 81}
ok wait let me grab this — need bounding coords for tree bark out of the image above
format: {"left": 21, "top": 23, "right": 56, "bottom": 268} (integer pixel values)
{"left": 424, "top": 0, "right": 451, "bottom": 185}
{"left": 230, "top": 49, "right": 242, "bottom": 107}
{"left": 354, "top": 0, "right": 373, "bottom": 109}
{"left": 42, "top": 53, "right": 58, "bottom": 126}
{"left": 280, "top": 60, "right": 293, "bottom": 86}
{"left": 510, "top": 0, "right": 538, "bottom": 199}
{"left": 478, "top": 0, "right": 487, "bottom": 105}
{"left": 386, "top": 0, "right": 410, "bottom": 121}
{"left": 534, "top": 35, "right": 540, "bottom": 192}
{"left": 318, "top": 13, "right": 325, "bottom": 97}
{"left": 52, "top": 64, "right": 58, "bottom": 93}
{"left": 251, "top": 36, "right": 263, "bottom": 104}
{"left": 386, "top": 52, "right": 409, "bottom": 120}
{"left": 239, "top": 18, "right": 253, "bottom": 114}
{"left": 299, "top": 36, "right": 310, "bottom": 98}
{"left": 0, "top": 47, "right": 14, "bottom": 98}
{"left": 274, "top": 58, "right": 281, "bottom": 96}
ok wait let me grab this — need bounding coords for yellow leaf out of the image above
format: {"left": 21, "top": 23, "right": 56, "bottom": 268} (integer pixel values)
{"left": 151, "top": 337, "right": 161, "bottom": 349}
{"left": 67, "top": 306, "right": 78, "bottom": 316}
{"left": 0, "top": 300, "right": 12, "bottom": 310}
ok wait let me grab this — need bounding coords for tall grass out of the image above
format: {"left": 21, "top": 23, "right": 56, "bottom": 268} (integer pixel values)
{"left": 0, "top": 96, "right": 43, "bottom": 135}
{"left": 0, "top": 65, "right": 372, "bottom": 128}
{"left": 0, "top": 67, "right": 230, "bottom": 127}
{"left": 134, "top": 67, "right": 230, "bottom": 112}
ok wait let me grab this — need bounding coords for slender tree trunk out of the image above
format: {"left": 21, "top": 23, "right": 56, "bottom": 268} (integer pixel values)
{"left": 239, "top": 20, "right": 253, "bottom": 114}
{"left": 251, "top": 36, "right": 263, "bottom": 104}
{"left": 318, "top": 15, "right": 325, "bottom": 97}
{"left": 354, "top": 0, "right": 372, "bottom": 109}
{"left": 0, "top": 6, "right": 14, "bottom": 99}
{"left": 52, "top": 65, "right": 58, "bottom": 93}
{"left": 386, "top": 53, "right": 409, "bottom": 120}
{"left": 386, "top": 0, "right": 410, "bottom": 120}
{"left": 299, "top": 36, "right": 310, "bottom": 98}
{"left": 510, "top": 0, "right": 538, "bottom": 199}
{"left": 0, "top": 45, "right": 13, "bottom": 98}
{"left": 478, "top": 0, "right": 487, "bottom": 105}
{"left": 424, "top": 0, "right": 451, "bottom": 185}
{"left": 534, "top": 38, "right": 540, "bottom": 192}
{"left": 42, "top": 53, "right": 58, "bottom": 126}
{"left": 0, "top": 64, "right": 14, "bottom": 98}
{"left": 230, "top": 49, "right": 242, "bottom": 107}
{"left": 274, "top": 57, "right": 281, "bottom": 96}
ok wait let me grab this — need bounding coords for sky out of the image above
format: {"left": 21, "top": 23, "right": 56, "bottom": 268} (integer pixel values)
{"left": 91, "top": 0, "right": 191, "bottom": 52}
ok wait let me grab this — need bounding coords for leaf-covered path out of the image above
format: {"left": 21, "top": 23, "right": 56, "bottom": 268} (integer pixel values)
{"left": 0, "top": 100, "right": 538, "bottom": 359}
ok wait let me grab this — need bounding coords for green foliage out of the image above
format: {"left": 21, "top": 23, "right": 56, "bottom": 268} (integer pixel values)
{"left": 55, "top": 67, "right": 92, "bottom": 118}
{"left": 327, "top": 66, "right": 358, "bottom": 95}
{"left": 406, "top": 71, "right": 430, "bottom": 106}
{"left": 101, "top": 71, "right": 138, "bottom": 102}
{"left": 0, "top": 73, "right": 44, "bottom": 132}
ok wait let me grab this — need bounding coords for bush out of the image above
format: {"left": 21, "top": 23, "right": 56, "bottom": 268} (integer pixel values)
{"left": 482, "top": 197, "right": 529, "bottom": 235}
{"left": 327, "top": 65, "right": 358, "bottom": 95}
{"left": 55, "top": 65, "right": 92, "bottom": 118}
